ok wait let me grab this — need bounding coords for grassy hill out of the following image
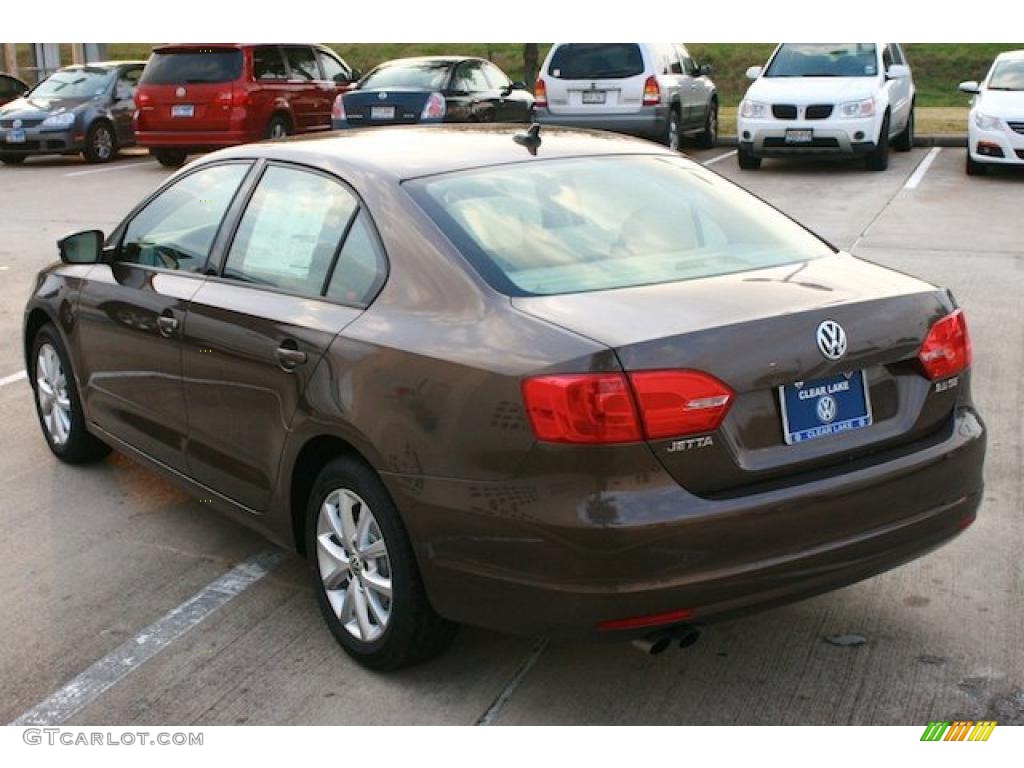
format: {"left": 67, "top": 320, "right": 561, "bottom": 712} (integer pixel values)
{"left": 17, "top": 42, "right": 1024, "bottom": 108}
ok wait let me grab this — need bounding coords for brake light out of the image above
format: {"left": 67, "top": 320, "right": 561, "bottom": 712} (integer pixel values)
{"left": 521, "top": 373, "right": 641, "bottom": 444}
{"left": 331, "top": 94, "right": 346, "bottom": 122}
{"left": 597, "top": 607, "right": 695, "bottom": 631}
{"left": 628, "top": 371, "right": 734, "bottom": 439}
{"left": 642, "top": 76, "right": 661, "bottom": 106}
{"left": 136, "top": 91, "right": 152, "bottom": 106}
{"left": 421, "top": 92, "right": 446, "bottom": 120}
{"left": 918, "top": 309, "right": 972, "bottom": 380}
{"left": 534, "top": 78, "right": 548, "bottom": 107}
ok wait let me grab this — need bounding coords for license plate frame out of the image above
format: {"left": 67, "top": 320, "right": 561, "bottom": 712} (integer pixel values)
{"left": 581, "top": 90, "right": 607, "bottom": 105}
{"left": 5, "top": 128, "right": 26, "bottom": 143}
{"left": 171, "top": 104, "right": 195, "bottom": 118}
{"left": 784, "top": 128, "right": 814, "bottom": 144}
{"left": 778, "top": 371, "right": 872, "bottom": 445}
{"left": 370, "top": 106, "right": 395, "bottom": 121}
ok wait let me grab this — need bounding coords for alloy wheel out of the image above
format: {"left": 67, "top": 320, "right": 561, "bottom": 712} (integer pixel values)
{"left": 36, "top": 343, "right": 71, "bottom": 446}
{"left": 316, "top": 488, "right": 393, "bottom": 642}
{"left": 668, "top": 113, "right": 680, "bottom": 151}
{"left": 94, "top": 126, "right": 113, "bottom": 160}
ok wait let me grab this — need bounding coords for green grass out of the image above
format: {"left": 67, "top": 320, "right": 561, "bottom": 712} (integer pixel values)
{"left": 18, "top": 43, "right": 1024, "bottom": 110}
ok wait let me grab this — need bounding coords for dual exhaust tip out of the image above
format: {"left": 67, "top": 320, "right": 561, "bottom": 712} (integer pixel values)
{"left": 632, "top": 624, "right": 701, "bottom": 656}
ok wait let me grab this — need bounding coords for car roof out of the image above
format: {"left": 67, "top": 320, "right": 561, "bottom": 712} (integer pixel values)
{"left": 205, "top": 124, "right": 676, "bottom": 182}
{"left": 152, "top": 43, "right": 326, "bottom": 52}
{"left": 58, "top": 61, "right": 147, "bottom": 71}
{"left": 375, "top": 56, "right": 478, "bottom": 66}
{"left": 995, "top": 49, "right": 1024, "bottom": 61}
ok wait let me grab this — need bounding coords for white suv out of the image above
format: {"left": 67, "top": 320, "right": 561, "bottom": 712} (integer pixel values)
{"left": 959, "top": 50, "right": 1024, "bottom": 176}
{"left": 737, "top": 43, "right": 915, "bottom": 171}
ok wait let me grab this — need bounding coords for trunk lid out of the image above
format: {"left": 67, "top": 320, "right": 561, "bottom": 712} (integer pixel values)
{"left": 513, "top": 254, "right": 959, "bottom": 496}
{"left": 342, "top": 88, "right": 431, "bottom": 126}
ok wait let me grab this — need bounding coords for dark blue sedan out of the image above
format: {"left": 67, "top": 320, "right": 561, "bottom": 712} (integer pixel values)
{"left": 331, "top": 56, "right": 533, "bottom": 129}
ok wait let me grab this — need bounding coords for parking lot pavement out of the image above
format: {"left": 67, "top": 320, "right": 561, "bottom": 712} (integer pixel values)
{"left": 0, "top": 144, "right": 1021, "bottom": 726}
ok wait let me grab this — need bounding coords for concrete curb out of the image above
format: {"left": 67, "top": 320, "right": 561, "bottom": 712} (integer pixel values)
{"left": 714, "top": 135, "right": 967, "bottom": 148}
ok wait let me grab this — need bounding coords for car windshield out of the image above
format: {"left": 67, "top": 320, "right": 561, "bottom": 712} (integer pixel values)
{"left": 141, "top": 50, "right": 243, "bottom": 84}
{"left": 988, "top": 59, "right": 1024, "bottom": 90}
{"left": 765, "top": 43, "right": 878, "bottom": 78}
{"left": 31, "top": 68, "right": 113, "bottom": 99}
{"left": 548, "top": 44, "right": 645, "bottom": 80}
{"left": 360, "top": 61, "right": 451, "bottom": 90}
{"left": 407, "top": 155, "right": 834, "bottom": 297}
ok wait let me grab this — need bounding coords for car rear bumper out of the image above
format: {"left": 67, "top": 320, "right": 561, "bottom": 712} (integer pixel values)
{"left": 0, "top": 127, "right": 82, "bottom": 156}
{"left": 392, "top": 406, "right": 985, "bottom": 639}
{"left": 534, "top": 105, "right": 669, "bottom": 140}
{"left": 134, "top": 129, "right": 260, "bottom": 151}
{"left": 738, "top": 115, "right": 880, "bottom": 158}
{"left": 968, "top": 123, "right": 1024, "bottom": 165}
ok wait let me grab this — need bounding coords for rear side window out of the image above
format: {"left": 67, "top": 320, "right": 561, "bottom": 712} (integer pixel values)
{"left": 408, "top": 155, "right": 833, "bottom": 297}
{"left": 548, "top": 44, "right": 645, "bottom": 80}
{"left": 141, "top": 50, "right": 243, "bottom": 84}
{"left": 224, "top": 166, "right": 359, "bottom": 297}
{"left": 326, "top": 210, "right": 387, "bottom": 305}
{"left": 120, "top": 163, "right": 250, "bottom": 272}
{"left": 284, "top": 46, "right": 319, "bottom": 81}
{"left": 253, "top": 46, "right": 288, "bottom": 81}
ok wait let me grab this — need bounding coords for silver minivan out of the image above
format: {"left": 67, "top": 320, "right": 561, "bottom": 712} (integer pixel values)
{"left": 533, "top": 43, "right": 718, "bottom": 150}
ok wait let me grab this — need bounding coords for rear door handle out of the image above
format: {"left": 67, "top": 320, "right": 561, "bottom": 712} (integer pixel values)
{"left": 275, "top": 344, "right": 307, "bottom": 371}
{"left": 156, "top": 314, "right": 179, "bottom": 337}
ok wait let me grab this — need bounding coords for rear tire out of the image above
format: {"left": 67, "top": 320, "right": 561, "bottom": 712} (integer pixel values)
{"left": 697, "top": 100, "right": 718, "bottom": 149}
{"left": 966, "top": 151, "right": 988, "bottom": 176}
{"left": 662, "top": 108, "right": 681, "bottom": 152}
{"left": 266, "top": 114, "right": 291, "bottom": 140}
{"left": 82, "top": 121, "right": 117, "bottom": 164}
{"left": 893, "top": 105, "right": 914, "bottom": 152}
{"left": 30, "top": 323, "right": 111, "bottom": 464}
{"left": 865, "top": 114, "right": 890, "bottom": 171}
{"left": 737, "top": 147, "right": 761, "bottom": 170}
{"left": 305, "top": 456, "right": 457, "bottom": 670}
{"left": 0, "top": 154, "right": 26, "bottom": 165}
{"left": 151, "top": 149, "right": 187, "bottom": 168}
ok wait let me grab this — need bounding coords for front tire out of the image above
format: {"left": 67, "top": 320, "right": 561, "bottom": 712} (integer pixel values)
{"left": 737, "top": 146, "right": 761, "bottom": 170}
{"left": 0, "top": 154, "right": 26, "bottom": 165}
{"left": 82, "top": 121, "right": 116, "bottom": 164}
{"left": 697, "top": 100, "right": 718, "bottom": 149}
{"left": 893, "top": 105, "right": 914, "bottom": 152}
{"left": 306, "top": 456, "right": 456, "bottom": 670}
{"left": 151, "top": 149, "right": 187, "bottom": 168}
{"left": 865, "top": 114, "right": 890, "bottom": 171}
{"left": 966, "top": 151, "right": 988, "bottom": 176}
{"left": 31, "top": 323, "right": 111, "bottom": 464}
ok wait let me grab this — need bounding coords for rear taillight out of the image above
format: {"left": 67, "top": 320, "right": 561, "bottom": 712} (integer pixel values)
{"left": 521, "top": 369, "right": 733, "bottom": 444}
{"left": 642, "top": 76, "right": 661, "bottom": 106}
{"left": 421, "top": 92, "right": 446, "bottom": 120}
{"left": 136, "top": 91, "right": 152, "bottom": 106}
{"left": 918, "top": 309, "right": 972, "bottom": 380}
{"left": 331, "top": 94, "right": 346, "bottom": 121}
{"left": 534, "top": 78, "right": 547, "bottom": 108}
{"left": 628, "top": 371, "right": 733, "bottom": 439}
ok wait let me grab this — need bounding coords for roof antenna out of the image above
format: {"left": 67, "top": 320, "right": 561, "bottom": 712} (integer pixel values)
{"left": 514, "top": 123, "right": 542, "bottom": 156}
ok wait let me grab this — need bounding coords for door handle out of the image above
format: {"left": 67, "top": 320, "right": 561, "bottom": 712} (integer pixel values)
{"left": 275, "top": 344, "right": 307, "bottom": 371}
{"left": 156, "top": 314, "right": 179, "bottom": 337}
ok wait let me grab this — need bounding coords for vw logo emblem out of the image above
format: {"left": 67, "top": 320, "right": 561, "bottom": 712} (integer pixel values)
{"left": 175, "top": 87, "right": 186, "bottom": 98}
{"left": 378, "top": 91, "right": 388, "bottom": 100}
{"left": 13, "top": 119, "right": 22, "bottom": 129}
{"left": 816, "top": 320, "right": 847, "bottom": 361}
{"left": 816, "top": 395, "right": 837, "bottom": 424}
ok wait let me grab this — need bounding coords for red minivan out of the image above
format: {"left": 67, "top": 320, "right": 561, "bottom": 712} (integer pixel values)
{"left": 134, "top": 43, "right": 358, "bottom": 167}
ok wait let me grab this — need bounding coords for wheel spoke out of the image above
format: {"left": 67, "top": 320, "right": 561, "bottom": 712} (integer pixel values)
{"left": 365, "top": 588, "right": 389, "bottom": 626}
{"left": 353, "top": 583, "right": 372, "bottom": 640}
{"left": 362, "top": 570, "right": 392, "bottom": 599}
{"left": 317, "top": 533, "right": 350, "bottom": 590}
{"left": 338, "top": 492, "right": 358, "bottom": 545}
{"left": 340, "top": 580, "right": 357, "bottom": 624}
{"left": 323, "top": 498, "right": 346, "bottom": 542}
{"left": 360, "top": 538, "right": 387, "bottom": 559}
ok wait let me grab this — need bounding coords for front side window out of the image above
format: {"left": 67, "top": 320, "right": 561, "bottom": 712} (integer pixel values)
{"left": 31, "top": 67, "right": 114, "bottom": 99}
{"left": 317, "top": 50, "right": 350, "bottom": 83}
{"left": 453, "top": 61, "right": 491, "bottom": 93}
{"left": 284, "top": 46, "right": 320, "bottom": 81}
{"left": 408, "top": 155, "right": 834, "bottom": 297}
{"left": 223, "top": 166, "right": 358, "bottom": 296}
{"left": 481, "top": 62, "right": 511, "bottom": 89}
{"left": 120, "top": 163, "right": 250, "bottom": 271}
{"left": 765, "top": 44, "right": 878, "bottom": 78}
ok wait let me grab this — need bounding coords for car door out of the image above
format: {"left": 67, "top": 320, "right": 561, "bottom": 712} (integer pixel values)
{"left": 675, "top": 45, "right": 707, "bottom": 129}
{"left": 448, "top": 60, "right": 496, "bottom": 122}
{"left": 885, "top": 43, "right": 912, "bottom": 133}
{"left": 480, "top": 61, "right": 530, "bottom": 122}
{"left": 282, "top": 45, "right": 323, "bottom": 131}
{"left": 111, "top": 65, "right": 143, "bottom": 144}
{"left": 75, "top": 161, "right": 253, "bottom": 471}
{"left": 316, "top": 47, "right": 356, "bottom": 106}
{"left": 181, "top": 162, "right": 385, "bottom": 512}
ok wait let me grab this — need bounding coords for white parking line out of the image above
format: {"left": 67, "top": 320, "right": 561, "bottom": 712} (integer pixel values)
{"left": 904, "top": 147, "right": 942, "bottom": 190}
{"left": 10, "top": 549, "right": 284, "bottom": 726}
{"left": 64, "top": 159, "right": 152, "bottom": 178}
{"left": 702, "top": 149, "right": 738, "bottom": 166}
{"left": 0, "top": 370, "right": 27, "bottom": 387}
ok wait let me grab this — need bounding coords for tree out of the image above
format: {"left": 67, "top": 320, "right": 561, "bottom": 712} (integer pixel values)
{"left": 523, "top": 44, "right": 539, "bottom": 85}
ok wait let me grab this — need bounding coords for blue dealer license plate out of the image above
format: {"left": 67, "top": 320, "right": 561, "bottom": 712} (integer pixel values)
{"left": 778, "top": 371, "right": 872, "bottom": 445}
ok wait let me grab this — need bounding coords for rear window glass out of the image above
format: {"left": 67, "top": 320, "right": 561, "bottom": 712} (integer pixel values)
{"left": 360, "top": 61, "right": 451, "bottom": 90}
{"left": 765, "top": 44, "right": 878, "bottom": 78}
{"left": 141, "top": 50, "right": 243, "bottom": 85}
{"left": 407, "top": 156, "right": 833, "bottom": 297}
{"left": 548, "top": 44, "right": 644, "bottom": 80}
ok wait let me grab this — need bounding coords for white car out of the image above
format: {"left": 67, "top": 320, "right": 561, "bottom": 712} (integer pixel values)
{"left": 737, "top": 43, "right": 915, "bottom": 171}
{"left": 959, "top": 50, "right": 1024, "bottom": 176}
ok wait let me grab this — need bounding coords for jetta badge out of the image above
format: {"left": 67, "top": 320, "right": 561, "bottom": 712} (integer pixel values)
{"left": 816, "top": 320, "right": 847, "bottom": 361}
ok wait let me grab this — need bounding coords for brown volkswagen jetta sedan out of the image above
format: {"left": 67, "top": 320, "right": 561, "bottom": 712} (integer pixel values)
{"left": 23, "top": 125, "right": 985, "bottom": 669}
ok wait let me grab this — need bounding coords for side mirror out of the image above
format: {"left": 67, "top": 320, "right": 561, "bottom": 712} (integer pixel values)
{"left": 886, "top": 64, "right": 910, "bottom": 80}
{"left": 745, "top": 66, "right": 763, "bottom": 81}
{"left": 510, "top": 80, "right": 528, "bottom": 91}
{"left": 58, "top": 230, "right": 104, "bottom": 264}
{"left": 699, "top": 63, "right": 713, "bottom": 77}
{"left": 958, "top": 80, "right": 981, "bottom": 94}
{"left": 350, "top": 68, "right": 362, "bottom": 81}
